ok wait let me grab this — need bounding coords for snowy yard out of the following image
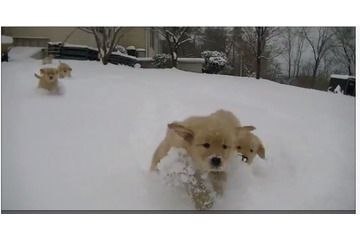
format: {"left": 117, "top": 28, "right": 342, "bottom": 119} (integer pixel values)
{"left": 1, "top": 47, "right": 355, "bottom": 211}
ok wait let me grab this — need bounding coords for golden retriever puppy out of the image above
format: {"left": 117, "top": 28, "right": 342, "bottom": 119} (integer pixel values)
{"left": 234, "top": 126, "right": 265, "bottom": 164}
{"left": 209, "top": 109, "right": 241, "bottom": 128}
{"left": 42, "top": 55, "right": 54, "bottom": 65}
{"left": 34, "top": 68, "right": 59, "bottom": 92}
{"left": 210, "top": 109, "right": 265, "bottom": 164}
{"left": 57, "top": 61, "right": 72, "bottom": 78}
{"left": 151, "top": 110, "right": 237, "bottom": 198}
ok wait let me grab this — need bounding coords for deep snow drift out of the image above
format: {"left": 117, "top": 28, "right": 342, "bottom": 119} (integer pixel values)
{"left": 1, "top": 47, "right": 355, "bottom": 210}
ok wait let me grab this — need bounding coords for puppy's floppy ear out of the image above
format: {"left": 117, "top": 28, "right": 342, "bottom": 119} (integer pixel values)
{"left": 258, "top": 144, "right": 265, "bottom": 159}
{"left": 236, "top": 125, "right": 256, "bottom": 132}
{"left": 34, "top": 73, "right": 41, "bottom": 79}
{"left": 168, "top": 122, "right": 194, "bottom": 144}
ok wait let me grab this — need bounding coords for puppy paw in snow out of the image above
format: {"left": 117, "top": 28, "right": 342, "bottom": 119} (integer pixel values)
{"left": 186, "top": 179, "right": 214, "bottom": 210}
{"left": 157, "top": 147, "right": 215, "bottom": 210}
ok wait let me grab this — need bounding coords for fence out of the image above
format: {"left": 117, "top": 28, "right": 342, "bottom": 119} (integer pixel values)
{"left": 47, "top": 43, "right": 204, "bottom": 71}
{"left": 47, "top": 42, "right": 137, "bottom": 66}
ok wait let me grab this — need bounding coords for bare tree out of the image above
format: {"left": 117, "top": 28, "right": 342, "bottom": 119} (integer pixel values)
{"left": 280, "top": 27, "right": 307, "bottom": 82}
{"left": 157, "top": 27, "right": 193, "bottom": 68}
{"left": 227, "top": 27, "right": 243, "bottom": 75}
{"left": 80, "top": 27, "right": 128, "bottom": 65}
{"left": 292, "top": 29, "right": 306, "bottom": 80}
{"left": 317, "top": 53, "right": 336, "bottom": 80}
{"left": 331, "top": 27, "right": 356, "bottom": 76}
{"left": 280, "top": 27, "right": 296, "bottom": 80}
{"left": 302, "top": 27, "right": 335, "bottom": 88}
{"left": 243, "top": 27, "right": 281, "bottom": 79}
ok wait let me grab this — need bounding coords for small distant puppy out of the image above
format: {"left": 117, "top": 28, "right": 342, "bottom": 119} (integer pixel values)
{"left": 57, "top": 61, "right": 72, "bottom": 78}
{"left": 42, "top": 55, "right": 54, "bottom": 65}
{"left": 210, "top": 110, "right": 265, "bottom": 164}
{"left": 34, "top": 68, "right": 59, "bottom": 92}
{"left": 235, "top": 126, "right": 265, "bottom": 164}
{"left": 151, "top": 110, "right": 237, "bottom": 198}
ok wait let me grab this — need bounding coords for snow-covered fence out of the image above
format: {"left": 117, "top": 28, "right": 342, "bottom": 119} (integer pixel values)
{"left": 47, "top": 41, "right": 203, "bottom": 71}
{"left": 137, "top": 57, "right": 205, "bottom": 73}
{"left": 47, "top": 42, "right": 137, "bottom": 67}
{"left": 177, "top": 58, "right": 205, "bottom": 73}
{"left": 48, "top": 42, "right": 99, "bottom": 60}
{"left": 136, "top": 58, "right": 153, "bottom": 68}
{"left": 108, "top": 52, "right": 137, "bottom": 67}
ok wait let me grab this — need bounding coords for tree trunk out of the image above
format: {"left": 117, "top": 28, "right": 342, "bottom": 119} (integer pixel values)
{"left": 172, "top": 53, "right": 177, "bottom": 68}
{"left": 311, "top": 63, "right": 319, "bottom": 88}
{"left": 239, "top": 50, "right": 243, "bottom": 76}
{"left": 171, "top": 47, "right": 178, "bottom": 68}
{"left": 256, "top": 57, "right": 261, "bottom": 79}
{"left": 288, "top": 60, "right": 291, "bottom": 80}
{"left": 256, "top": 28, "right": 262, "bottom": 79}
{"left": 102, "top": 55, "right": 109, "bottom": 65}
{"left": 256, "top": 38, "right": 261, "bottom": 79}
{"left": 343, "top": 46, "right": 353, "bottom": 76}
{"left": 311, "top": 72, "right": 316, "bottom": 88}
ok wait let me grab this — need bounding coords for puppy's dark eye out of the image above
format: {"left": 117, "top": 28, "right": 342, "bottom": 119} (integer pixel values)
{"left": 222, "top": 145, "right": 228, "bottom": 149}
{"left": 237, "top": 146, "right": 241, "bottom": 150}
{"left": 250, "top": 149, "right": 254, "bottom": 152}
{"left": 202, "top": 143, "right": 210, "bottom": 148}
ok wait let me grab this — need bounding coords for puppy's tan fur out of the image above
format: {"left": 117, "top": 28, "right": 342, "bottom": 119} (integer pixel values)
{"left": 210, "top": 110, "right": 265, "bottom": 164}
{"left": 151, "top": 110, "right": 238, "bottom": 197}
{"left": 42, "top": 55, "right": 54, "bottom": 65}
{"left": 234, "top": 127, "right": 265, "bottom": 164}
{"left": 34, "top": 68, "right": 59, "bottom": 92}
{"left": 57, "top": 61, "right": 72, "bottom": 78}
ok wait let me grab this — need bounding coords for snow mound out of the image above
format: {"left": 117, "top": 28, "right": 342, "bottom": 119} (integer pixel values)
{"left": 334, "top": 85, "right": 344, "bottom": 94}
{"left": 157, "top": 147, "right": 196, "bottom": 187}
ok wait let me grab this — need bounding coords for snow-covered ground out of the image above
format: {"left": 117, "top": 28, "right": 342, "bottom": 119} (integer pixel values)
{"left": 1, "top": 47, "right": 355, "bottom": 210}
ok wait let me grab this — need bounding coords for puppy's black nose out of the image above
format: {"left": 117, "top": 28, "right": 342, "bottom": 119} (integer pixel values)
{"left": 242, "top": 156, "right": 248, "bottom": 162}
{"left": 211, "top": 157, "right": 221, "bottom": 167}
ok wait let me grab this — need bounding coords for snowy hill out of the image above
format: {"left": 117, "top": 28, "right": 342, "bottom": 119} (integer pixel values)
{"left": 1, "top": 47, "right": 355, "bottom": 211}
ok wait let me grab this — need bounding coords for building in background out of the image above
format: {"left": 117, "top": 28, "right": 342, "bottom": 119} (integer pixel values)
{"left": 328, "top": 75, "right": 355, "bottom": 96}
{"left": 2, "top": 27, "right": 205, "bottom": 73}
{"left": 2, "top": 27, "right": 162, "bottom": 58}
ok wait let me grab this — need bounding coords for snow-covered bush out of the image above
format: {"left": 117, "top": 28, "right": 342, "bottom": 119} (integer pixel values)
{"left": 201, "top": 51, "right": 228, "bottom": 74}
{"left": 114, "top": 45, "right": 127, "bottom": 55}
{"left": 219, "top": 64, "right": 234, "bottom": 75}
{"left": 152, "top": 53, "right": 172, "bottom": 68}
